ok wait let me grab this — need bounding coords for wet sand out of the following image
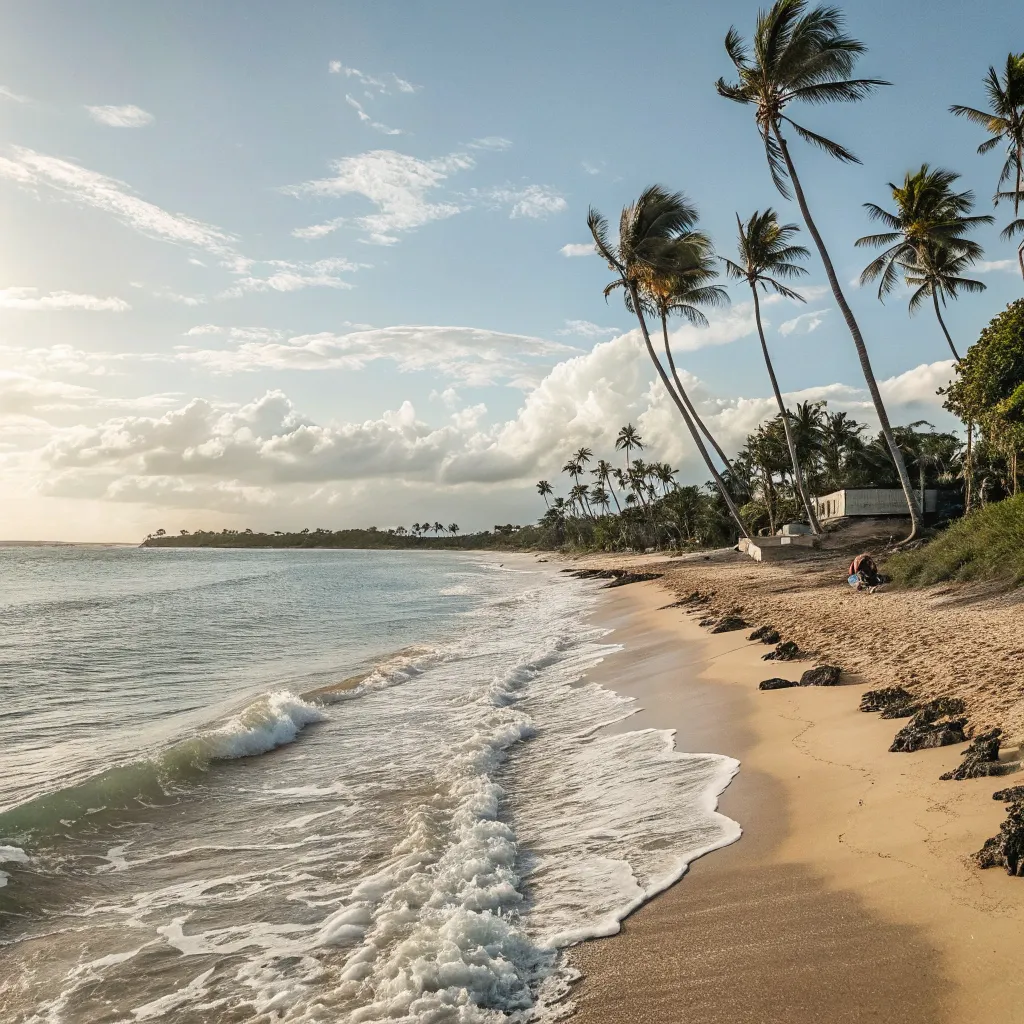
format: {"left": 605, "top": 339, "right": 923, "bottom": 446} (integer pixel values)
{"left": 567, "top": 578, "right": 1024, "bottom": 1024}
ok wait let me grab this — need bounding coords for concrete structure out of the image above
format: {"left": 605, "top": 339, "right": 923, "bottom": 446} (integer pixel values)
{"left": 813, "top": 488, "right": 937, "bottom": 522}
{"left": 780, "top": 522, "right": 812, "bottom": 536}
{"left": 739, "top": 535, "right": 820, "bottom": 561}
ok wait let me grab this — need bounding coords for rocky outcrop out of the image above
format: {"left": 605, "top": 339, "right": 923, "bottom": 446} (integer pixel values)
{"left": 994, "top": 785, "right": 1024, "bottom": 802}
{"left": 975, "top": 801, "right": 1024, "bottom": 876}
{"left": 859, "top": 686, "right": 919, "bottom": 719}
{"left": 748, "top": 625, "right": 782, "bottom": 644}
{"left": 710, "top": 615, "right": 748, "bottom": 634}
{"left": 889, "top": 698, "right": 968, "bottom": 753}
{"left": 601, "top": 572, "right": 662, "bottom": 588}
{"left": 759, "top": 677, "right": 799, "bottom": 690}
{"left": 800, "top": 665, "right": 842, "bottom": 687}
{"left": 940, "top": 729, "right": 1010, "bottom": 781}
{"left": 763, "top": 640, "right": 801, "bottom": 662}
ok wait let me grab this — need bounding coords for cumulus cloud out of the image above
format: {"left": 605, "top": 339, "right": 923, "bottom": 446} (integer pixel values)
{"left": 286, "top": 149, "right": 474, "bottom": 244}
{"left": 778, "top": 308, "right": 830, "bottom": 336}
{"left": 176, "top": 325, "right": 580, "bottom": 387}
{"left": 328, "top": 61, "right": 418, "bottom": 95}
{"left": 86, "top": 104, "right": 154, "bottom": 128}
{"left": 0, "top": 287, "right": 130, "bottom": 312}
{"left": 560, "top": 242, "right": 596, "bottom": 257}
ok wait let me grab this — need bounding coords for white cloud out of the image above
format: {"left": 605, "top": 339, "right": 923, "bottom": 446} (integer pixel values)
{"left": 219, "top": 257, "right": 364, "bottom": 297}
{"left": 344, "top": 95, "right": 404, "bottom": 136}
{"left": 468, "top": 137, "right": 512, "bottom": 151}
{"left": 975, "top": 259, "right": 1019, "bottom": 273}
{"left": 878, "top": 359, "right": 956, "bottom": 406}
{"left": 778, "top": 308, "right": 830, "bottom": 336}
{"left": 176, "top": 325, "right": 579, "bottom": 386}
{"left": 0, "top": 147, "right": 236, "bottom": 257}
{"left": 328, "top": 61, "right": 418, "bottom": 95}
{"left": 86, "top": 104, "right": 154, "bottom": 128}
{"left": 285, "top": 149, "right": 474, "bottom": 244}
{"left": 0, "top": 287, "right": 130, "bottom": 312}
{"left": 556, "top": 319, "right": 619, "bottom": 338}
{"left": 581, "top": 160, "right": 604, "bottom": 176}
{"left": 560, "top": 242, "right": 596, "bottom": 257}
{"left": 484, "top": 184, "right": 567, "bottom": 219}
{"left": 0, "top": 85, "right": 29, "bottom": 103}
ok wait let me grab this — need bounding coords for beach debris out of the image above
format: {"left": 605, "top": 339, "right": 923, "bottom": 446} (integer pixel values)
{"left": 859, "top": 686, "right": 919, "bottom": 719}
{"left": 601, "top": 571, "right": 662, "bottom": 588}
{"left": 710, "top": 615, "right": 748, "bottom": 633}
{"left": 800, "top": 665, "right": 842, "bottom": 687}
{"left": 888, "top": 697, "right": 967, "bottom": 753}
{"left": 759, "top": 677, "right": 800, "bottom": 690}
{"left": 940, "top": 729, "right": 1012, "bottom": 781}
{"left": 975, "top": 801, "right": 1024, "bottom": 876}
{"left": 748, "top": 625, "right": 782, "bottom": 644}
{"left": 762, "top": 640, "right": 801, "bottom": 661}
{"left": 993, "top": 785, "right": 1024, "bottom": 802}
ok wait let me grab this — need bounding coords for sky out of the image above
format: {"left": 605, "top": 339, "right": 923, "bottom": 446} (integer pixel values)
{"left": 0, "top": 0, "right": 1021, "bottom": 541}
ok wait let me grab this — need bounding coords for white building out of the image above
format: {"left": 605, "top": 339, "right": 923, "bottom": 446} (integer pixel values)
{"left": 814, "top": 488, "right": 937, "bottom": 521}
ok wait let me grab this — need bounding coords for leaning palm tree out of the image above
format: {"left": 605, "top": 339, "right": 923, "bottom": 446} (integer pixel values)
{"left": 856, "top": 165, "right": 992, "bottom": 361}
{"left": 536, "top": 479, "right": 553, "bottom": 508}
{"left": 589, "top": 188, "right": 751, "bottom": 539}
{"left": 950, "top": 53, "right": 1024, "bottom": 279}
{"left": 592, "top": 458, "right": 622, "bottom": 512}
{"left": 723, "top": 209, "right": 821, "bottom": 533}
{"left": 716, "top": 0, "right": 922, "bottom": 539}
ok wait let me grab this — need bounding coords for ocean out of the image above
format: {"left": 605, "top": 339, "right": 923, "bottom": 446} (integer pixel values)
{"left": 0, "top": 545, "right": 740, "bottom": 1022}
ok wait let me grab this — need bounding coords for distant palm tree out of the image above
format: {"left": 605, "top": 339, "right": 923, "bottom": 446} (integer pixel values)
{"left": 448, "top": 523, "right": 459, "bottom": 536}
{"left": 411, "top": 522, "right": 421, "bottom": 536}
{"left": 433, "top": 521, "right": 444, "bottom": 536}
{"left": 716, "top": 0, "right": 922, "bottom": 539}
{"left": 592, "top": 458, "right": 622, "bottom": 512}
{"left": 590, "top": 485, "right": 611, "bottom": 515}
{"left": 615, "top": 424, "right": 643, "bottom": 474}
{"left": 562, "top": 457, "right": 593, "bottom": 516}
{"left": 395, "top": 526, "right": 407, "bottom": 537}
{"left": 950, "top": 53, "right": 1024, "bottom": 279}
{"left": 590, "top": 190, "right": 750, "bottom": 538}
{"left": 536, "top": 479, "right": 553, "bottom": 508}
{"left": 856, "top": 165, "right": 992, "bottom": 360}
{"left": 723, "top": 208, "right": 821, "bottom": 533}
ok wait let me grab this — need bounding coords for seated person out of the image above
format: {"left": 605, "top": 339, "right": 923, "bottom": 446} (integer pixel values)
{"left": 847, "top": 553, "right": 883, "bottom": 589}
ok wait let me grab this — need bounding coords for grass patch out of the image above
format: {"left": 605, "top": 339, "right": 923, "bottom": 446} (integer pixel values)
{"left": 886, "top": 495, "right": 1024, "bottom": 588}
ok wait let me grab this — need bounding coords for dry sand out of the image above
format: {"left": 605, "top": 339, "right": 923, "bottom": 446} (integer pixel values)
{"left": 562, "top": 570, "right": 1024, "bottom": 1024}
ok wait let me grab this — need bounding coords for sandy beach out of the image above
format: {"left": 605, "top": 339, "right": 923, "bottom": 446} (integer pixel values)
{"left": 563, "top": 562, "right": 1024, "bottom": 1023}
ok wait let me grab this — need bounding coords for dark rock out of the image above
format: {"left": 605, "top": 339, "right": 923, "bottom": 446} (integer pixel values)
{"left": 601, "top": 572, "right": 662, "bottom": 589}
{"left": 759, "top": 677, "right": 799, "bottom": 691}
{"left": 940, "top": 728, "right": 1010, "bottom": 781}
{"left": 698, "top": 616, "right": 717, "bottom": 627}
{"left": 889, "top": 698, "right": 968, "bottom": 753}
{"left": 800, "top": 665, "right": 842, "bottom": 687}
{"left": 748, "top": 625, "right": 781, "bottom": 645}
{"left": 975, "top": 801, "right": 1024, "bottom": 876}
{"left": 710, "top": 615, "right": 748, "bottom": 634}
{"left": 993, "top": 785, "right": 1024, "bottom": 802}
{"left": 859, "top": 686, "right": 919, "bottom": 719}
{"left": 762, "top": 640, "right": 801, "bottom": 662}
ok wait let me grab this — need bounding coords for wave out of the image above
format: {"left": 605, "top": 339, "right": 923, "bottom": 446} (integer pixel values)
{"left": 301, "top": 645, "right": 444, "bottom": 704}
{"left": 0, "top": 691, "right": 325, "bottom": 842}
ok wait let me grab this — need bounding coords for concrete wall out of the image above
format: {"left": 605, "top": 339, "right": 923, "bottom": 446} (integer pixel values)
{"left": 814, "top": 489, "right": 936, "bottom": 520}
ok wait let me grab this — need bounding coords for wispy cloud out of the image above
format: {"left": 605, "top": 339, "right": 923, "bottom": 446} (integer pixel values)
{"left": 344, "top": 95, "right": 404, "bottom": 136}
{"left": 477, "top": 184, "right": 567, "bottom": 219}
{"left": 778, "top": 308, "right": 830, "bottom": 336}
{"left": 86, "top": 104, "right": 154, "bottom": 128}
{"left": 219, "top": 257, "right": 365, "bottom": 297}
{"left": 0, "top": 85, "right": 29, "bottom": 103}
{"left": 976, "top": 259, "right": 1019, "bottom": 273}
{"left": 581, "top": 160, "right": 604, "bottom": 176}
{"left": 0, "top": 287, "right": 130, "bottom": 312}
{"left": 560, "top": 242, "right": 595, "bottom": 257}
{"left": 328, "top": 61, "right": 419, "bottom": 95}
{"left": 556, "top": 319, "right": 619, "bottom": 338}
{"left": 468, "top": 137, "right": 512, "bottom": 151}
{"left": 286, "top": 149, "right": 474, "bottom": 245}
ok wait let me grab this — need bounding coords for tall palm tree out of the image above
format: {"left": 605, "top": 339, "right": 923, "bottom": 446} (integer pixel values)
{"left": 589, "top": 188, "right": 751, "bottom": 539}
{"left": 856, "top": 165, "right": 992, "bottom": 361}
{"left": 448, "top": 523, "right": 459, "bottom": 536}
{"left": 562, "top": 457, "right": 593, "bottom": 516}
{"left": 615, "top": 424, "right": 643, "bottom": 474}
{"left": 592, "top": 458, "right": 622, "bottom": 512}
{"left": 716, "top": 0, "right": 922, "bottom": 539}
{"left": 950, "top": 53, "right": 1024, "bottom": 280}
{"left": 724, "top": 209, "right": 821, "bottom": 533}
{"left": 536, "top": 479, "right": 553, "bottom": 508}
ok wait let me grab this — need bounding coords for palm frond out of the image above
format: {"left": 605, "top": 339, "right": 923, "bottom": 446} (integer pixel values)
{"left": 1000, "top": 218, "right": 1024, "bottom": 240}
{"left": 782, "top": 116, "right": 860, "bottom": 162}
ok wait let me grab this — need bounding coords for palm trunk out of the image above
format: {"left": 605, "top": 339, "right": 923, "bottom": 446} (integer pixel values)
{"left": 660, "top": 312, "right": 734, "bottom": 472}
{"left": 965, "top": 421, "right": 974, "bottom": 512}
{"left": 750, "top": 285, "right": 822, "bottom": 534}
{"left": 627, "top": 281, "right": 750, "bottom": 540}
{"left": 931, "top": 291, "right": 962, "bottom": 363}
{"left": 773, "top": 122, "right": 922, "bottom": 541}
{"left": 605, "top": 474, "right": 622, "bottom": 514}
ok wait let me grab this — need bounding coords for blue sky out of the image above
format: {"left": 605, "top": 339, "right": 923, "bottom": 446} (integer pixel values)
{"left": 0, "top": 0, "right": 1020, "bottom": 540}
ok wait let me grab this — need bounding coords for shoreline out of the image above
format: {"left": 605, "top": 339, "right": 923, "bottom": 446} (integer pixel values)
{"left": 565, "top": 569, "right": 1024, "bottom": 1023}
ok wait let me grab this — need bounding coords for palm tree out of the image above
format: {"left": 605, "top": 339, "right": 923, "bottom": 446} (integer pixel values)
{"left": 615, "top": 424, "right": 643, "bottom": 474}
{"left": 562, "top": 457, "right": 593, "bottom": 516}
{"left": 433, "top": 521, "right": 444, "bottom": 536}
{"left": 591, "top": 459, "right": 622, "bottom": 513}
{"left": 536, "top": 479, "right": 553, "bottom": 508}
{"left": 590, "top": 485, "right": 611, "bottom": 515}
{"left": 856, "top": 165, "right": 992, "bottom": 361}
{"left": 724, "top": 209, "right": 821, "bottom": 533}
{"left": 448, "top": 523, "right": 459, "bottom": 536}
{"left": 950, "top": 53, "right": 1024, "bottom": 279}
{"left": 411, "top": 522, "right": 421, "bottom": 536}
{"left": 589, "top": 189, "right": 751, "bottom": 539}
{"left": 716, "top": 0, "right": 922, "bottom": 539}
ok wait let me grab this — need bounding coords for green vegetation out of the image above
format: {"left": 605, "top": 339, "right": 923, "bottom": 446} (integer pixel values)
{"left": 887, "top": 495, "right": 1024, "bottom": 587}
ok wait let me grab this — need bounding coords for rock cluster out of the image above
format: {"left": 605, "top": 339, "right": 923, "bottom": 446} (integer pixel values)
{"left": 888, "top": 698, "right": 967, "bottom": 753}
{"left": 975, "top": 800, "right": 1024, "bottom": 876}
{"left": 800, "top": 665, "right": 842, "bottom": 687}
{"left": 859, "top": 686, "right": 918, "bottom": 719}
{"left": 940, "top": 728, "right": 1009, "bottom": 781}
{"left": 602, "top": 571, "right": 662, "bottom": 588}
{"left": 748, "top": 625, "right": 782, "bottom": 645}
{"left": 758, "top": 677, "right": 799, "bottom": 690}
{"left": 710, "top": 615, "right": 748, "bottom": 634}
{"left": 762, "top": 640, "right": 801, "bottom": 661}
{"left": 993, "top": 785, "right": 1024, "bottom": 802}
